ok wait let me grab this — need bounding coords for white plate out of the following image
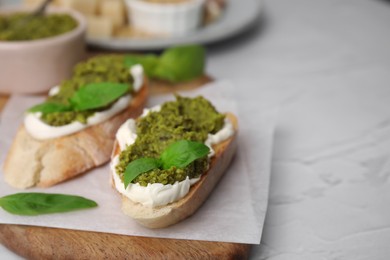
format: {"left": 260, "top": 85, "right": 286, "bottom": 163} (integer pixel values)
{"left": 87, "top": 0, "right": 262, "bottom": 50}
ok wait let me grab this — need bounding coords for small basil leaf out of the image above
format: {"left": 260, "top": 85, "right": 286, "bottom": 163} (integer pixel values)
{"left": 69, "top": 82, "right": 129, "bottom": 111}
{"left": 124, "top": 158, "right": 162, "bottom": 188}
{"left": 28, "top": 102, "right": 72, "bottom": 114}
{"left": 160, "top": 140, "right": 210, "bottom": 170}
{"left": 0, "top": 193, "right": 97, "bottom": 216}
{"left": 124, "top": 54, "right": 159, "bottom": 78}
{"left": 153, "top": 45, "right": 205, "bottom": 83}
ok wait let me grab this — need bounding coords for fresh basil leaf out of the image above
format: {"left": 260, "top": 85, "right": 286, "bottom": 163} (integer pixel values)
{"left": 160, "top": 140, "right": 210, "bottom": 170}
{"left": 28, "top": 102, "right": 72, "bottom": 114}
{"left": 124, "top": 158, "right": 162, "bottom": 188}
{"left": 69, "top": 82, "right": 129, "bottom": 111}
{"left": 0, "top": 193, "right": 97, "bottom": 216}
{"left": 153, "top": 45, "right": 205, "bottom": 83}
{"left": 124, "top": 54, "right": 159, "bottom": 78}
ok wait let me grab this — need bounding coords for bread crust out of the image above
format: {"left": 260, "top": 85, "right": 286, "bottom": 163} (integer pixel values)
{"left": 112, "top": 113, "right": 238, "bottom": 228}
{"left": 3, "top": 83, "right": 148, "bottom": 189}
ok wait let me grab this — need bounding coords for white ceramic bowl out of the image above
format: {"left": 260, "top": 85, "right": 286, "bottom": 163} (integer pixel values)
{"left": 124, "top": 0, "right": 206, "bottom": 36}
{"left": 0, "top": 7, "right": 86, "bottom": 94}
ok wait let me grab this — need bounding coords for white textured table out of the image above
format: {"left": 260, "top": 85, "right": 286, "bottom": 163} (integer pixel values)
{"left": 2, "top": 0, "right": 390, "bottom": 259}
{"left": 208, "top": 0, "right": 390, "bottom": 259}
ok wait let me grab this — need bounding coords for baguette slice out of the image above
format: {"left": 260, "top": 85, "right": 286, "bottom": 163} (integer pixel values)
{"left": 3, "top": 83, "right": 148, "bottom": 189}
{"left": 112, "top": 112, "right": 238, "bottom": 228}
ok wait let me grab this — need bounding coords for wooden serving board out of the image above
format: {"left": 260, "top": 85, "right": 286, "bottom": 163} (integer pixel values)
{"left": 0, "top": 225, "right": 250, "bottom": 259}
{"left": 0, "top": 79, "right": 251, "bottom": 259}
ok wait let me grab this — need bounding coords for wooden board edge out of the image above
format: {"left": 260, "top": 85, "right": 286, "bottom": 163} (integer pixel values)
{"left": 0, "top": 224, "right": 251, "bottom": 260}
{"left": 0, "top": 95, "right": 8, "bottom": 112}
{"left": 149, "top": 75, "right": 213, "bottom": 96}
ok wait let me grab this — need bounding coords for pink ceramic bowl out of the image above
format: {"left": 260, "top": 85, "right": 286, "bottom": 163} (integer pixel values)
{"left": 0, "top": 7, "right": 86, "bottom": 94}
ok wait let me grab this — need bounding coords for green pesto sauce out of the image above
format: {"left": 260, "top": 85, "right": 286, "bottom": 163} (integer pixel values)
{"left": 116, "top": 96, "right": 225, "bottom": 187}
{"left": 41, "top": 55, "right": 134, "bottom": 126}
{"left": 0, "top": 13, "right": 77, "bottom": 41}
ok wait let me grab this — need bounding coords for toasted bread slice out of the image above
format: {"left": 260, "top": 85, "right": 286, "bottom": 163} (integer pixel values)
{"left": 3, "top": 83, "right": 148, "bottom": 189}
{"left": 111, "top": 112, "right": 238, "bottom": 228}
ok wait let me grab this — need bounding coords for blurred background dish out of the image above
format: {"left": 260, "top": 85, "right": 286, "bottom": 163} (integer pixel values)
{"left": 19, "top": 0, "right": 260, "bottom": 50}
{"left": 88, "top": 0, "right": 261, "bottom": 50}
{"left": 124, "top": 0, "right": 207, "bottom": 36}
{"left": 22, "top": 0, "right": 224, "bottom": 39}
{"left": 0, "top": 6, "right": 86, "bottom": 94}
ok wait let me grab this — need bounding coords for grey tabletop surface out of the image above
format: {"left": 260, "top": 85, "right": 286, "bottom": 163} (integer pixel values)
{"left": 2, "top": 0, "right": 390, "bottom": 259}
{"left": 210, "top": 0, "right": 390, "bottom": 259}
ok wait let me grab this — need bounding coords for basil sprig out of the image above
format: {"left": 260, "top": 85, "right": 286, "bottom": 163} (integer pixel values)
{"left": 124, "top": 45, "right": 205, "bottom": 83}
{"left": 123, "top": 140, "right": 210, "bottom": 188}
{"left": 28, "top": 82, "right": 130, "bottom": 114}
{"left": 69, "top": 82, "right": 129, "bottom": 111}
{"left": 0, "top": 193, "right": 98, "bottom": 216}
{"left": 124, "top": 158, "right": 162, "bottom": 188}
{"left": 124, "top": 54, "right": 159, "bottom": 78}
{"left": 28, "top": 102, "right": 72, "bottom": 113}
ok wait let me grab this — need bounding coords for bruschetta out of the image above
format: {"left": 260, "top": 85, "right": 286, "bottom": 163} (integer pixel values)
{"left": 3, "top": 55, "right": 148, "bottom": 188}
{"left": 110, "top": 96, "right": 237, "bottom": 228}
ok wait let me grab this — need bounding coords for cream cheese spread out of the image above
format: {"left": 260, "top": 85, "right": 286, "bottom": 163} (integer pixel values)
{"left": 24, "top": 64, "right": 144, "bottom": 140}
{"left": 111, "top": 155, "right": 200, "bottom": 207}
{"left": 205, "top": 118, "right": 234, "bottom": 157}
{"left": 48, "top": 85, "right": 60, "bottom": 96}
{"left": 130, "top": 64, "right": 144, "bottom": 92}
{"left": 112, "top": 106, "right": 235, "bottom": 208}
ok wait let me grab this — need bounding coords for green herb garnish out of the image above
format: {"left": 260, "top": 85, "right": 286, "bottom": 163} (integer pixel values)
{"left": 69, "top": 82, "right": 129, "bottom": 111}
{"left": 124, "top": 45, "right": 206, "bottom": 83}
{"left": 153, "top": 45, "right": 205, "bottom": 83}
{"left": 28, "top": 102, "right": 72, "bottom": 114}
{"left": 124, "top": 54, "right": 159, "bottom": 78}
{"left": 123, "top": 140, "right": 210, "bottom": 188}
{"left": 124, "top": 158, "right": 162, "bottom": 188}
{"left": 160, "top": 140, "right": 210, "bottom": 170}
{"left": 28, "top": 82, "right": 129, "bottom": 114}
{"left": 0, "top": 193, "right": 97, "bottom": 216}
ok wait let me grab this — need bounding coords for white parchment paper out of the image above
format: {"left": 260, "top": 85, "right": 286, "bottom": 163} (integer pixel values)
{"left": 0, "top": 81, "right": 275, "bottom": 244}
